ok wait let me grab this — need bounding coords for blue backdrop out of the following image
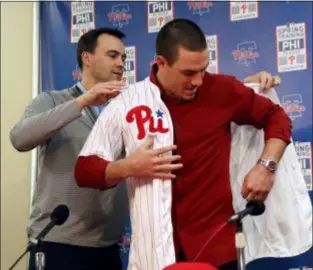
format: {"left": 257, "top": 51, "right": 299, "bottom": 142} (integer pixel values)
{"left": 40, "top": 1, "right": 312, "bottom": 269}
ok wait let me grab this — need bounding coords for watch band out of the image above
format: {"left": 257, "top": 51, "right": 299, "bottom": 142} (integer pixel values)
{"left": 257, "top": 158, "right": 277, "bottom": 173}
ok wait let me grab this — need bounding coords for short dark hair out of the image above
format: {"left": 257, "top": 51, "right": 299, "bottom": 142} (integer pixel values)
{"left": 156, "top": 19, "right": 207, "bottom": 65}
{"left": 77, "top": 27, "right": 126, "bottom": 70}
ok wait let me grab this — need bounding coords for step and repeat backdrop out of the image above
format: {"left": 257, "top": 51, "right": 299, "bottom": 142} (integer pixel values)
{"left": 40, "top": 1, "right": 312, "bottom": 269}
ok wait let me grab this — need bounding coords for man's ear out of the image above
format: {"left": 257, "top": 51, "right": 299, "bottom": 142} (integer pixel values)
{"left": 81, "top": 51, "right": 92, "bottom": 69}
{"left": 156, "top": 55, "right": 168, "bottom": 70}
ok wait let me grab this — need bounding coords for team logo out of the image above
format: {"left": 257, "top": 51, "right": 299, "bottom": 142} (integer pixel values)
{"left": 230, "top": 0, "right": 258, "bottom": 21}
{"left": 232, "top": 41, "right": 260, "bottom": 66}
{"left": 108, "top": 4, "right": 133, "bottom": 28}
{"left": 282, "top": 94, "right": 305, "bottom": 121}
{"left": 147, "top": 1, "right": 174, "bottom": 33}
{"left": 276, "top": 22, "right": 307, "bottom": 73}
{"left": 126, "top": 106, "right": 169, "bottom": 140}
{"left": 70, "top": 2, "right": 95, "bottom": 43}
{"left": 72, "top": 65, "right": 82, "bottom": 81}
{"left": 187, "top": 1, "right": 214, "bottom": 16}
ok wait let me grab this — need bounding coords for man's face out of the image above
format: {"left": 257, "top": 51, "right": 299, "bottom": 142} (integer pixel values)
{"left": 157, "top": 46, "right": 209, "bottom": 101}
{"left": 83, "top": 34, "right": 126, "bottom": 82}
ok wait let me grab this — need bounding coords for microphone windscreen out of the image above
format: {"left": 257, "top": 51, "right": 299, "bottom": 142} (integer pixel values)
{"left": 246, "top": 200, "right": 265, "bottom": 216}
{"left": 50, "top": 204, "right": 69, "bottom": 225}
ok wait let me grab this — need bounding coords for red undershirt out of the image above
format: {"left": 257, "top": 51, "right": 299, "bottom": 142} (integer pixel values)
{"left": 75, "top": 65, "right": 291, "bottom": 267}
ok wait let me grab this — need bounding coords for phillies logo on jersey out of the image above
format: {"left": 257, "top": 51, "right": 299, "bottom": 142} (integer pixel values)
{"left": 126, "top": 105, "right": 169, "bottom": 140}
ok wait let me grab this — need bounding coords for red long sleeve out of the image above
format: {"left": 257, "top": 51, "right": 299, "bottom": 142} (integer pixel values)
{"left": 229, "top": 77, "right": 292, "bottom": 144}
{"left": 75, "top": 155, "right": 111, "bottom": 190}
{"left": 262, "top": 104, "right": 292, "bottom": 143}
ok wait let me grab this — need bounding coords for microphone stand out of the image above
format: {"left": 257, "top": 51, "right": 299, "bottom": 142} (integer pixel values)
{"left": 235, "top": 219, "right": 246, "bottom": 270}
{"left": 35, "top": 240, "right": 46, "bottom": 270}
{"left": 228, "top": 200, "right": 265, "bottom": 270}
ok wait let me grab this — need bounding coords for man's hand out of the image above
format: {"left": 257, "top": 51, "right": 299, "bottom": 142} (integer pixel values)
{"left": 124, "top": 137, "right": 183, "bottom": 180}
{"left": 241, "top": 164, "right": 274, "bottom": 201}
{"left": 243, "top": 71, "right": 281, "bottom": 92}
{"left": 76, "top": 81, "right": 125, "bottom": 109}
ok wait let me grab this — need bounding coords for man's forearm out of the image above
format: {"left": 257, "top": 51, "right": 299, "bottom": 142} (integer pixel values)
{"left": 75, "top": 155, "right": 132, "bottom": 190}
{"left": 260, "top": 138, "right": 288, "bottom": 163}
{"left": 10, "top": 99, "right": 82, "bottom": 151}
{"left": 105, "top": 159, "right": 132, "bottom": 186}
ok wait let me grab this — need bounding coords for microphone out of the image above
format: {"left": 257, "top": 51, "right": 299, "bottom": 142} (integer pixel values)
{"left": 228, "top": 200, "right": 265, "bottom": 223}
{"left": 9, "top": 204, "right": 69, "bottom": 270}
{"left": 28, "top": 204, "right": 69, "bottom": 248}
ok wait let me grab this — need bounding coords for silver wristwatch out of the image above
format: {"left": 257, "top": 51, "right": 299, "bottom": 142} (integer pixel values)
{"left": 257, "top": 158, "right": 277, "bottom": 173}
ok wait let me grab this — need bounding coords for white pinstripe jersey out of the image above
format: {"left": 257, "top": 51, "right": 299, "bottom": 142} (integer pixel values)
{"left": 80, "top": 77, "right": 176, "bottom": 270}
{"left": 230, "top": 83, "right": 312, "bottom": 262}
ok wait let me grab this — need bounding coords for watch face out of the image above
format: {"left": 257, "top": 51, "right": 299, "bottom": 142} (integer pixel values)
{"left": 258, "top": 159, "right": 277, "bottom": 172}
{"left": 267, "top": 160, "right": 277, "bottom": 171}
